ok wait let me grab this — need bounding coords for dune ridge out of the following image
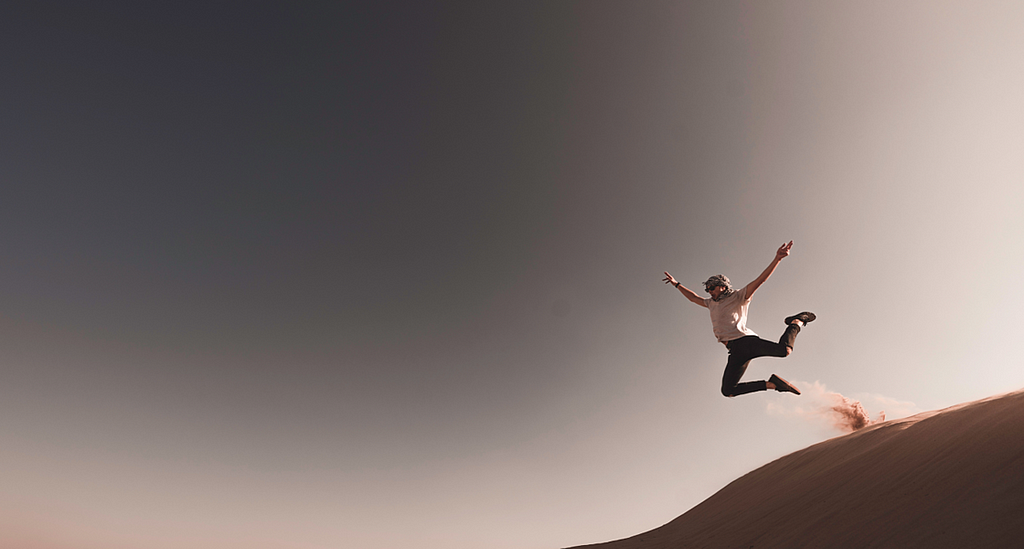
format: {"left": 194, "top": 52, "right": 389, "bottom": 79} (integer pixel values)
{"left": 569, "top": 388, "right": 1024, "bottom": 548}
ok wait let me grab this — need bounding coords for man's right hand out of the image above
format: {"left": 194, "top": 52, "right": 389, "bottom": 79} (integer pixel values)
{"left": 664, "top": 272, "right": 708, "bottom": 307}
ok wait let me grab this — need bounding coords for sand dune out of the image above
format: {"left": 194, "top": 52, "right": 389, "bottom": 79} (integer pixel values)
{"left": 568, "top": 388, "right": 1024, "bottom": 549}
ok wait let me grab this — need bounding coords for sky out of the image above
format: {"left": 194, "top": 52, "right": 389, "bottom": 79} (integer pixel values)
{"left": 1, "top": 1, "right": 1023, "bottom": 548}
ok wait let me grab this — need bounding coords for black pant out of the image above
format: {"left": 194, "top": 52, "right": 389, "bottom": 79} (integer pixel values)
{"left": 721, "top": 324, "right": 801, "bottom": 397}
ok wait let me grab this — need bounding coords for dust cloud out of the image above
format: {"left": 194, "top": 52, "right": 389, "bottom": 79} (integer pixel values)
{"left": 826, "top": 391, "right": 884, "bottom": 432}
{"left": 766, "top": 381, "right": 894, "bottom": 433}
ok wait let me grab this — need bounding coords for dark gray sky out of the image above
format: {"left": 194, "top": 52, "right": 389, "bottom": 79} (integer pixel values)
{"left": 2, "top": 2, "right": 1023, "bottom": 548}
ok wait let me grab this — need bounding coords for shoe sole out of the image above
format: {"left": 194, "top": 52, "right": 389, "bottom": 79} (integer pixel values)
{"left": 785, "top": 312, "right": 816, "bottom": 325}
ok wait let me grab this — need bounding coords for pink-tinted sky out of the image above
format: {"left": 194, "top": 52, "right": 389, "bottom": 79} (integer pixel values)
{"left": 1, "top": 2, "right": 1022, "bottom": 548}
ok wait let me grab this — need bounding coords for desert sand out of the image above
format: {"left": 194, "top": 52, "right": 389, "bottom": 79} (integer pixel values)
{"left": 568, "top": 388, "right": 1024, "bottom": 549}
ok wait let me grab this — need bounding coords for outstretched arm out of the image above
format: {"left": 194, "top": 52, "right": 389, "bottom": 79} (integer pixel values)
{"left": 743, "top": 241, "right": 792, "bottom": 298}
{"left": 663, "top": 272, "right": 708, "bottom": 308}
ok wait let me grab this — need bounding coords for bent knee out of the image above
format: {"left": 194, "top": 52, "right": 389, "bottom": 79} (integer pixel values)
{"left": 784, "top": 346, "right": 793, "bottom": 356}
{"left": 721, "top": 387, "right": 736, "bottom": 398}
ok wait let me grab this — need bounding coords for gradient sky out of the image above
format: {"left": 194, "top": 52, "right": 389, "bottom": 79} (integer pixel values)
{"left": 2, "top": 2, "right": 1023, "bottom": 548}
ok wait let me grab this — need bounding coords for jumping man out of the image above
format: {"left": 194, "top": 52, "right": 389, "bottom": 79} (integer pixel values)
{"left": 662, "top": 241, "right": 815, "bottom": 397}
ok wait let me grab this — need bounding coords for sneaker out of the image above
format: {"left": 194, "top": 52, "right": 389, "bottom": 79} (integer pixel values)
{"left": 769, "top": 374, "right": 801, "bottom": 395}
{"left": 784, "top": 311, "right": 816, "bottom": 325}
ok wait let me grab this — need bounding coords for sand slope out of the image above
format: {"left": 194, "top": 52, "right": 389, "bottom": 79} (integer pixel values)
{"left": 569, "top": 388, "right": 1024, "bottom": 549}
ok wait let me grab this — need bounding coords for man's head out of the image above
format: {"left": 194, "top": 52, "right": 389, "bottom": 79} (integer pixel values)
{"left": 703, "top": 274, "right": 733, "bottom": 300}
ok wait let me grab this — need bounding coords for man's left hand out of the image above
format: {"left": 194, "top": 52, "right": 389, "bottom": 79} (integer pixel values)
{"left": 776, "top": 240, "right": 793, "bottom": 260}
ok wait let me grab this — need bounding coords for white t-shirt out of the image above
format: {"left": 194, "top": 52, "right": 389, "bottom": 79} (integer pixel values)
{"left": 703, "top": 287, "right": 757, "bottom": 344}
